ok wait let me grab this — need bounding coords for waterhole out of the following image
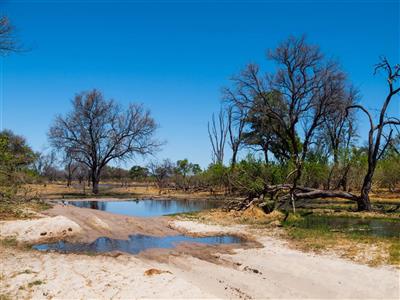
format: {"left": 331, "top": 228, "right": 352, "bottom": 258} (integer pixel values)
{"left": 64, "top": 199, "right": 223, "bottom": 217}
{"left": 33, "top": 234, "right": 246, "bottom": 255}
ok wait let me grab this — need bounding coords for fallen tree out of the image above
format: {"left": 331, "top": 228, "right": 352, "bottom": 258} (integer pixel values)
{"left": 223, "top": 183, "right": 359, "bottom": 212}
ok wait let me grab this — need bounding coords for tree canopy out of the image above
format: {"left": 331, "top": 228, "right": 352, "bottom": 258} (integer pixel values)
{"left": 48, "top": 89, "right": 160, "bottom": 193}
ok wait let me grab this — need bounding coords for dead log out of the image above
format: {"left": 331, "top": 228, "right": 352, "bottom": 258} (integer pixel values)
{"left": 293, "top": 189, "right": 358, "bottom": 201}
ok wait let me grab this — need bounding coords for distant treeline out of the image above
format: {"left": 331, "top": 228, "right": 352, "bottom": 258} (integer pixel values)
{"left": 0, "top": 128, "right": 398, "bottom": 203}
{"left": 0, "top": 16, "right": 398, "bottom": 212}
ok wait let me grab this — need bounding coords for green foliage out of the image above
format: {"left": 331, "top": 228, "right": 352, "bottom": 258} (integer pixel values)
{"left": 174, "top": 159, "right": 202, "bottom": 190}
{"left": 301, "top": 151, "right": 330, "bottom": 188}
{"left": 345, "top": 147, "right": 368, "bottom": 190}
{"left": 175, "top": 159, "right": 202, "bottom": 177}
{"left": 230, "top": 155, "right": 268, "bottom": 198}
{"left": 375, "top": 149, "right": 400, "bottom": 191}
{"left": 0, "top": 130, "right": 36, "bottom": 201}
{"left": 229, "top": 155, "right": 288, "bottom": 199}
{"left": 129, "top": 165, "right": 149, "bottom": 180}
{"left": 202, "top": 162, "right": 229, "bottom": 189}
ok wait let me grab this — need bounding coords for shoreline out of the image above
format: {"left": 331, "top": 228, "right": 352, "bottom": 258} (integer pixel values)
{"left": 0, "top": 201, "right": 399, "bottom": 299}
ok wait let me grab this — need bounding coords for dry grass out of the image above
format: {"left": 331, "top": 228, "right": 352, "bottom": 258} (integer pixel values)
{"left": 281, "top": 224, "right": 399, "bottom": 267}
{"left": 176, "top": 207, "right": 399, "bottom": 268}
{"left": 22, "top": 182, "right": 221, "bottom": 201}
{"left": 176, "top": 206, "right": 285, "bottom": 227}
{"left": 23, "top": 182, "right": 400, "bottom": 204}
{"left": 0, "top": 200, "right": 52, "bottom": 220}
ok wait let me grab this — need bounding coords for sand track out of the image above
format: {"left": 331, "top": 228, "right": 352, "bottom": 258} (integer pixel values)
{"left": 0, "top": 204, "right": 399, "bottom": 299}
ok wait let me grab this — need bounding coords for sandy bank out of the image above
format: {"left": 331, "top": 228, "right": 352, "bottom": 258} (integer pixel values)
{"left": 0, "top": 216, "right": 81, "bottom": 243}
{"left": 0, "top": 204, "right": 398, "bottom": 299}
{"left": 43, "top": 204, "right": 177, "bottom": 242}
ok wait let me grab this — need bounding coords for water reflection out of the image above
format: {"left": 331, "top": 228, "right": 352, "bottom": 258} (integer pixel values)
{"left": 33, "top": 234, "right": 245, "bottom": 255}
{"left": 66, "top": 199, "right": 222, "bottom": 217}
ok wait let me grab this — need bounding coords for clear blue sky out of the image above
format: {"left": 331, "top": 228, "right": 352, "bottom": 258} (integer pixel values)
{"left": 1, "top": 0, "right": 399, "bottom": 168}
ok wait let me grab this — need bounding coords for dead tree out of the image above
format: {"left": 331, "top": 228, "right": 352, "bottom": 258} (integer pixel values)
{"left": 228, "top": 37, "right": 352, "bottom": 212}
{"left": 221, "top": 36, "right": 395, "bottom": 213}
{"left": 147, "top": 160, "right": 174, "bottom": 192}
{"left": 347, "top": 58, "right": 400, "bottom": 211}
{"left": 208, "top": 108, "right": 228, "bottom": 164}
{"left": 49, "top": 89, "right": 160, "bottom": 194}
{"left": 0, "top": 16, "right": 22, "bottom": 55}
{"left": 226, "top": 105, "right": 246, "bottom": 167}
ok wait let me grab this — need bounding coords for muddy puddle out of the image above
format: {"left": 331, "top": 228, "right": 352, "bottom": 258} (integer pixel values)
{"left": 33, "top": 234, "right": 246, "bottom": 255}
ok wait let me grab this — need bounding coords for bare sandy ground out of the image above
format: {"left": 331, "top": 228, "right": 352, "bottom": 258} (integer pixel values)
{"left": 0, "top": 204, "right": 399, "bottom": 299}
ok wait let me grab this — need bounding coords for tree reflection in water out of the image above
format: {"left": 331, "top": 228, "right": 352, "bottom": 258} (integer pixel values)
{"left": 65, "top": 199, "right": 222, "bottom": 217}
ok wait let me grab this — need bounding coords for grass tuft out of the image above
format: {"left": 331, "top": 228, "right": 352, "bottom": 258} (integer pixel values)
{"left": 0, "top": 237, "right": 18, "bottom": 247}
{"left": 27, "top": 280, "right": 44, "bottom": 288}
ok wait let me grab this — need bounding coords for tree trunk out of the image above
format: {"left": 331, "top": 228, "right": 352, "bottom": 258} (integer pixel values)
{"left": 336, "top": 164, "right": 350, "bottom": 191}
{"left": 358, "top": 192, "right": 372, "bottom": 211}
{"left": 66, "top": 162, "right": 72, "bottom": 187}
{"left": 264, "top": 149, "right": 269, "bottom": 164}
{"left": 289, "top": 161, "right": 302, "bottom": 214}
{"left": 92, "top": 179, "right": 99, "bottom": 194}
{"left": 231, "top": 150, "right": 237, "bottom": 168}
{"left": 91, "top": 172, "right": 100, "bottom": 194}
{"left": 358, "top": 171, "right": 373, "bottom": 211}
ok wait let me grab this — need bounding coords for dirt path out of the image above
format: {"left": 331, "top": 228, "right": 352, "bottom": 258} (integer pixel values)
{"left": 0, "top": 205, "right": 399, "bottom": 299}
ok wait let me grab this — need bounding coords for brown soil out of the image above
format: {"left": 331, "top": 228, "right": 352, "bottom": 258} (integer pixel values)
{"left": 43, "top": 204, "right": 177, "bottom": 242}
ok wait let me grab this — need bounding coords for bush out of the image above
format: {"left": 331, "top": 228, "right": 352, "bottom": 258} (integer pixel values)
{"left": 0, "top": 130, "right": 36, "bottom": 201}
{"left": 375, "top": 150, "right": 400, "bottom": 192}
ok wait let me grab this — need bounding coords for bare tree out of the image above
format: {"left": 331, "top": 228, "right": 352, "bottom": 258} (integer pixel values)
{"left": 226, "top": 105, "right": 246, "bottom": 167}
{"left": 33, "top": 151, "right": 59, "bottom": 182}
{"left": 227, "top": 36, "right": 354, "bottom": 211}
{"left": 0, "top": 16, "right": 21, "bottom": 55}
{"left": 267, "top": 37, "right": 348, "bottom": 201}
{"left": 347, "top": 58, "right": 400, "bottom": 210}
{"left": 64, "top": 157, "right": 78, "bottom": 187}
{"left": 222, "top": 84, "right": 251, "bottom": 167}
{"left": 49, "top": 89, "right": 160, "bottom": 194}
{"left": 147, "top": 159, "right": 174, "bottom": 192}
{"left": 208, "top": 108, "right": 228, "bottom": 164}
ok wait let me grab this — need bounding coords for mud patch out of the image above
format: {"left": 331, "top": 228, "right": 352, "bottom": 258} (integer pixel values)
{"left": 144, "top": 268, "right": 172, "bottom": 276}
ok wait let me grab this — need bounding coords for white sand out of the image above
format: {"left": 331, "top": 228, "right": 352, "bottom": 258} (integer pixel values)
{"left": 169, "top": 220, "right": 400, "bottom": 299}
{"left": 0, "top": 219, "right": 399, "bottom": 299}
{"left": 0, "top": 216, "right": 81, "bottom": 243}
